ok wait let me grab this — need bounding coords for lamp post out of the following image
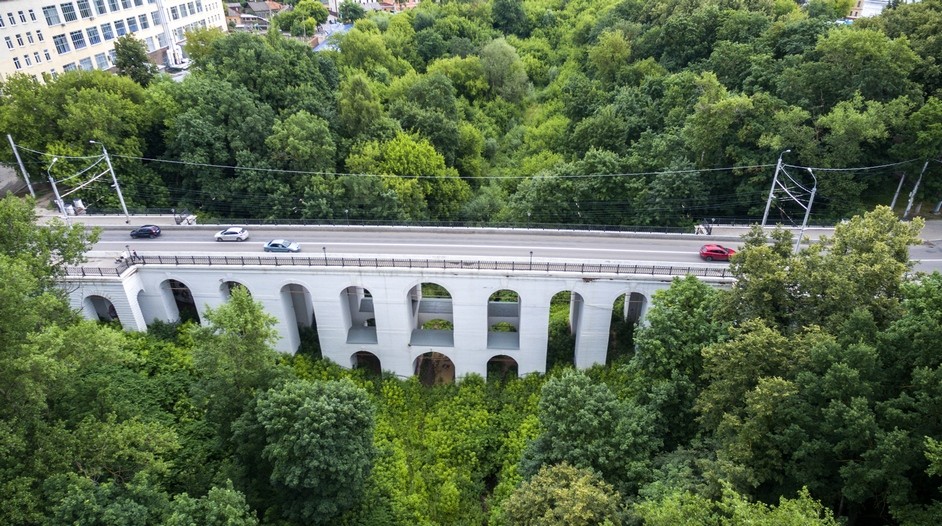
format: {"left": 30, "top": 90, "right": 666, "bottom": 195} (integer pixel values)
{"left": 762, "top": 149, "right": 791, "bottom": 226}
{"left": 322, "top": 246, "right": 327, "bottom": 265}
{"left": 794, "top": 167, "right": 817, "bottom": 253}
{"left": 529, "top": 250, "right": 533, "bottom": 270}
{"left": 90, "top": 140, "right": 130, "bottom": 223}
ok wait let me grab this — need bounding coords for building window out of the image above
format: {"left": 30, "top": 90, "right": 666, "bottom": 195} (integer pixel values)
{"left": 134, "top": 0, "right": 143, "bottom": 5}
{"left": 150, "top": 10, "right": 160, "bottom": 24}
{"left": 170, "top": 6, "right": 178, "bottom": 20}
{"left": 126, "top": 16, "right": 137, "bottom": 32}
{"left": 42, "top": 6, "right": 61, "bottom": 25}
{"left": 15, "top": 34, "right": 23, "bottom": 46}
{"left": 28, "top": 9, "right": 37, "bottom": 21}
{"left": 94, "top": 0, "right": 106, "bottom": 14}
{"left": 60, "top": 3, "right": 77, "bottom": 22}
{"left": 77, "top": 0, "right": 92, "bottom": 18}
{"left": 79, "top": 57, "right": 93, "bottom": 70}
{"left": 49, "top": 68, "right": 58, "bottom": 78}
{"left": 188, "top": 2, "right": 195, "bottom": 16}
{"left": 44, "top": 49, "right": 52, "bottom": 60}
{"left": 100, "top": 22, "right": 113, "bottom": 39}
{"left": 4, "top": 37, "right": 13, "bottom": 50}
{"left": 0, "top": 15, "right": 5, "bottom": 28}
{"left": 53, "top": 33, "right": 70, "bottom": 53}
{"left": 114, "top": 19, "right": 126, "bottom": 35}
{"left": 34, "top": 52, "right": 42, "bottom": 63}
{"left": 24, "top": 55, "right": 32, "bottom": 66}
{"left": 69, "top": 30, "right": 86, "bottom": 49}
{"left": 196, "top": 0, "right": 203, "bottom": 12}
{"left": 7, "top": 13, "right": 16, "bottom": 25}
{"left": 108, "top": 49, "right": 115, "bottom": 63}
{"left": 138, "top": 14, "right": 148, "bottom": 29}
{"left": 156, "top": 32, "right": 166, "bottom": 47}
{"left": 144, "top": 36, "right": 154, "bottom": 51}
{"left": 63, "top": 62, "right": 76, "bottom": 71}
{"left": 18, "top": 11, "right": 27, "bottom": 23}
{"left": 86, "top": 26, "right": 100, "bottom": 44}
{"left": 121, "top": 0, "right": 131, "bottom": 8}
{"left": 108, "top": 0, "right": 119, "bottom": 12}
{"left": 13, "top": 57, "right": 21, "bottom": 70}
{"left": 94, "top": 52, "right": 108, "bottom": 68}
{"left": 26, "top": 32, "right": 34, "bottom": 44}
{"left": 37, "top": 30, "right": 45, "bottom": 42}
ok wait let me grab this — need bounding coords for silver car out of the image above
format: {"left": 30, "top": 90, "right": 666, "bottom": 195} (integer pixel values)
{"left": 263, "top": 239, "right": 301, "bottom": 253}
{"left": 215, "top": 227, "right": 250, "bottom": 242}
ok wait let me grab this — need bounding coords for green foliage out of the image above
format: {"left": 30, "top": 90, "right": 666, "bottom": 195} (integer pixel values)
{"left": 499, "top": 462, "right": 625, "bottom": 526}
{"left": 114, "top": 35, "right": 157, "bottom": 87}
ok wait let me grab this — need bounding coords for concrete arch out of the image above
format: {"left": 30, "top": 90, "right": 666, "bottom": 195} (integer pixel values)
{"left": 83, "top": 294, "right": 119, "bottom": 323}
{"left": 608, "top": 291, "right": 648, "bottom": 363}
{"left": 351, "top": 350, "right": 382, "bottom": 376}
{"left": 220, "top": 280, "right": 251, "bottom": 300}
{"left": 408, "top": 282, "right": 454, "bottom": 347}
{"left": 488, "top": 288, "right": 520, "bottom": 350}
{"left": 487, "top": 354, "right": 518, "bottom": 381}
{"left": 414, "top": 351, "right": 455, "bottom": 385}
{"left": 159, "top": 278, "right": 200, "bottom": 324}
{"left": 546, "top": 290, "right": 582, "bottom": 369}
{"left": 342, "top": 286, "right": 377, "bottom": 344}
{"left": 281, "top": 283, "right": 315, "bottom": 354}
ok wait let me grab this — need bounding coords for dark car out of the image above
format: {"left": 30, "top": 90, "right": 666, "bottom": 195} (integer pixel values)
{"left": 699, "top": 244, "right": 736, "bottom": 262}
{"left": 263, "top": 239, "right": 301, "bottom": 253}
{"left": 130, "top": 225, "right": 161, "bottom": 239}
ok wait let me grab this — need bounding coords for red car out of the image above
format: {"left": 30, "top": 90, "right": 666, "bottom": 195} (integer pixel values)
{"left": 699, "top": 244, "right": 736, "bottom": 262}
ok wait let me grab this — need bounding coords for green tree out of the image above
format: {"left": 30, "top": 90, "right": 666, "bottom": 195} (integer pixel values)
{"left": 492, "top": 0, "right": 530, "bottom": 38}
{"left": 500, "top": 463, "right": 624, "bottom": 526}
{"left": 265, "top": 110, "right": 336, "bottom": 173}
{"left": 340, "top": 0, "right": 366, "bottom": 23}
{"left": 520, "top": 370, "right": 661, "bottom": 494}
{"left": 236, "top": 379, "right": 376, "bottom": 525}
{"left": 167, "top": 482, "right": 258, "bottom": 526}
{"left": 113, "top": 34, "right": 158, "bottom": 87}
{"left": 480, "top": 38, "right": 529, "bottom": 103}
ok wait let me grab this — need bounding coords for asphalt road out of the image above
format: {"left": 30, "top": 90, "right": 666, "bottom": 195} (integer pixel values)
{"left": 85, "top": 225, "right": 942, "bottom": 273}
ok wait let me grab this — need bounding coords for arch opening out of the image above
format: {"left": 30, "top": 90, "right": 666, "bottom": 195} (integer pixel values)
{"left": 161, "top": 279, "right": 200, "bottom": 324}
{"left": 220, "top": 280, "right": 250, "bottom": 300}
{"left": 413, "top": 352, "right": 455, "bottom": 386}
{"left": 343, "top": 286, "right": 377, "bottom": 344}
{"left": 281, "top": 283, "right": 317, "bottom": 356}
{"left": 546, "top": 290, "right": 581, "bottom": 370}
{"left": 608, "top": 292, "right": 647, "bottom": 364}
{"left": 487, "top": 289, "right": 520, "bottom": 350}
{"left": 487, "top": 354, "right": 518, "bottom": 382}
{"left": 352, "top": 351, "right": 382, "bottom": 377}
{"left": 408, "top": 283, "right": 454, "bottom": 347}
{"left": 84, "top": 295, "right": 119, "bottom": 324}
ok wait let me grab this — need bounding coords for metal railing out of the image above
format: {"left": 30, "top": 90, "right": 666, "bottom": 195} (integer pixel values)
{"left": 64, "top": 254, "right": 733, "bottom": 279}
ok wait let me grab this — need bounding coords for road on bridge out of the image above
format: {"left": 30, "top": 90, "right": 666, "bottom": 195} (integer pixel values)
{"left": 81, "top": 224, "right": 942, "bottom": 274}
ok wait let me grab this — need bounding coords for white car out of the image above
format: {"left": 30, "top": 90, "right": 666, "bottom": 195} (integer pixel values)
{"left": 214, "top": 227, "right": 250, "bottom": 242}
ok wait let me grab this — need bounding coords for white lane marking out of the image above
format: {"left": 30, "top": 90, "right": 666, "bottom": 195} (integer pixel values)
{"left": 96, "top": 240, "right": 697, "bottom": 255}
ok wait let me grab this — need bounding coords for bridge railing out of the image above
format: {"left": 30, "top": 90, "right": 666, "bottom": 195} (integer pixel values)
{"left": 64, "top": 255, "right": 733, "bottom": 279}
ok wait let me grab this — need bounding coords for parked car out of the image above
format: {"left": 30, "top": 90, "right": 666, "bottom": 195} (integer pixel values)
{"left": 263, "top": 239, "right": 301, "bottom": 253}
{"left": 699, "top": 244, "right": 736, "bottom": 261}
{"left": 214, "top": 227, "right": 250, "bottom": 242}
{"left": 130, "top": 225, "right": 161, "bottom": 239}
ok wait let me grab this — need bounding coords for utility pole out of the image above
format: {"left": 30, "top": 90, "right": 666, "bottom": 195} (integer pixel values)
{"left": 7, "top": 134, "right": 35, "bottom": 197}
{"left": 794, "top": 168, "right": 818, "bottom": 253}
{"left": 902, "top": 160, "right": 929, "bottom": 220}
{"left": 91, "top": 140, "right": 130, "bottom": 223}
{"left": 762, "top": 150, "right": 791, "bottom": 226}
{"left": 46, "top": 157, "right": 68, "bottom": 224}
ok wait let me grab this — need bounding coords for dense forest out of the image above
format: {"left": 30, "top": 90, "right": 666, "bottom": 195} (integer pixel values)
{"left": 2, "top": 0, "right": 942, "bottom": 226}
{"left": 2, "top": 194, "right": 941, "bottom": 524}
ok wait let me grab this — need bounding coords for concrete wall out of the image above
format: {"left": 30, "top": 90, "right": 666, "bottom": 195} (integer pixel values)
{"left": 66, "top": 263, "right": 677, "bottom": 379}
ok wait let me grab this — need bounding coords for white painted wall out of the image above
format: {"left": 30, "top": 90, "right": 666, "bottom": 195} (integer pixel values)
{"left": 66, "top": 264, "right": 678, "bottom": 378}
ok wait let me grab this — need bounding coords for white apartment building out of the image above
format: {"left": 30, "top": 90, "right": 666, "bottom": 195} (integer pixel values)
{"left": 0, "top": 0, "right": 227, "bottom": 83}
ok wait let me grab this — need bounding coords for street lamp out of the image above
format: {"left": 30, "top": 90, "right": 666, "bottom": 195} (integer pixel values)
{"left": 90, "top": 140, "right": 130, "bottom": 223}
{"left": 322, "top": 246, "right": 328, "bottom": 265}
{"left": 529, "top": 250, "right": 533, "bottom": 270}
{"left": 794, "top": 167, "right": 818, "bottom": 253}
{"left": 762, "top": 149, "right": 791, "bottom": 226}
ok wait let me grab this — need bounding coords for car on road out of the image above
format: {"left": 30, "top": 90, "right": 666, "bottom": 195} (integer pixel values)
{"left": 215, "top": 227, "right": 250, "bottom": 242}
{"left": 699, "top": 244, "right": 736, "bottom": 261}
{"left": 130, "top": 225, "right": 161, "bottom": 239}
{"left": 263, "top": 239, "right": 301, "bottom": 253}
